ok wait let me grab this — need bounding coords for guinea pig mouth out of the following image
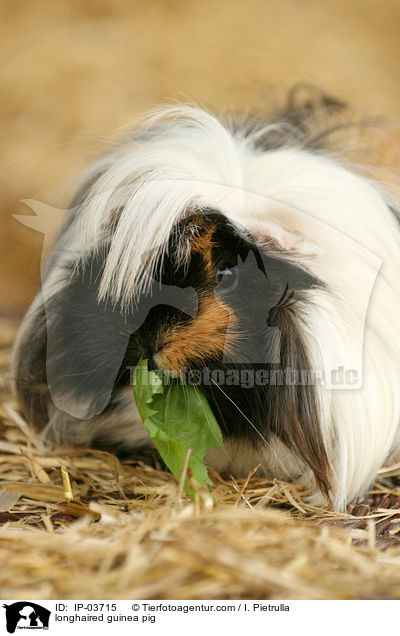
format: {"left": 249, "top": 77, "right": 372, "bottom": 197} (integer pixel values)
{"left": 152, "top": 346, "right": 194, "bottom": 376}
{"left": 152, "top": 345, "right": 173, "bottom": 372}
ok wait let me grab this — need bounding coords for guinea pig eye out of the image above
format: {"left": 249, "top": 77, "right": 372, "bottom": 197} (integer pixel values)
{"left": 215, "top": 259, "right": 239, "bottom": 292}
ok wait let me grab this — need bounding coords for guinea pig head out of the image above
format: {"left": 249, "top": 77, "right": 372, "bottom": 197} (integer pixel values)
{"left": 136, "top": 210, "right": 322, "bottom": 374}
{"left": 131, "top": 211, "right": 330, "bottom": 496}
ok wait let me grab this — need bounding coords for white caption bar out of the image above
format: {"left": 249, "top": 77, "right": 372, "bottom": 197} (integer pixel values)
{"left": 1, "top": 599, "right": 394, "bottom": 635}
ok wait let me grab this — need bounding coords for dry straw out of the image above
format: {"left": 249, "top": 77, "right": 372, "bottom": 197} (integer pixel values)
{"left": 1, "top": 321, "right": 400, "bottom": 600}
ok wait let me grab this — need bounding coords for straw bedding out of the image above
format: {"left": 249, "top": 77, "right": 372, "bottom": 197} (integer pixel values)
{"left": 1, "top": 319, "right": 400, "bottom": 600}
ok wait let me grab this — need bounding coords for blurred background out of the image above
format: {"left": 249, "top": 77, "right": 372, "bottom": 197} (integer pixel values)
{"left": 1, "top": 0, "right": 400, "bottom": 331}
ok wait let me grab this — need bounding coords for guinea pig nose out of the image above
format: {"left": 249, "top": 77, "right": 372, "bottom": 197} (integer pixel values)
{"left": 136, "top": 336, "right": 164, "bottom": 362}
{"left": 136, "top": 338, "right": 153, "bottom": 360}
{"left": 148, "top": 344, "right": 166, "bottom": 371}
{"left": 147, "top": 358, "right": 159, "bottom": 372}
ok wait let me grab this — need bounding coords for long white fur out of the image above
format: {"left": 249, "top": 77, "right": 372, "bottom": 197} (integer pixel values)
{"left": 16, "top": 105, "right": 400, "bottom": 510}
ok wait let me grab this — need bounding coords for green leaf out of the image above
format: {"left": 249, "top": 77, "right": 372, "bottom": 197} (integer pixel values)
{"left": 133, "top": 359, "right": 223, "bottom": 498}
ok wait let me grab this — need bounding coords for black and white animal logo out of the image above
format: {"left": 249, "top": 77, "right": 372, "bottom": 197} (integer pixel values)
{"left": 3, "top": 602, "right": 50, "bottom": 633}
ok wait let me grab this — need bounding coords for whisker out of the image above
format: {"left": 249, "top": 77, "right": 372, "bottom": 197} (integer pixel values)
{"left": 208, "top": 381, "right": 230, "bottom": 436}
{"left": 185, "top": 363, "right": 234, "bottom": 465}
{"left": 192, "top": 381, "right": 223, "bottom": 448}
{"left": 210, "top": 379, "right": 269, "bottom": 447}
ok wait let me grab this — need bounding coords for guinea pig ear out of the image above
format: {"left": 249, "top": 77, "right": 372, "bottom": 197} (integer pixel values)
{"left": 280, "top": 85, "right": 346, "bottom": 128}
{"left": 44, "top": 248, "right": 198, "bottom": 420}
{"left": 246, "top": 218, "right": 321, "bottom": 259}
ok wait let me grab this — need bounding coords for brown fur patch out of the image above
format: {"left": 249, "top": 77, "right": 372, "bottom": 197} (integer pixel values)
{"left": 154, "top": 293, "right": 239, "bottom": 372}
{"left": 188, "top": 216, "right": 217, "bottom": 274}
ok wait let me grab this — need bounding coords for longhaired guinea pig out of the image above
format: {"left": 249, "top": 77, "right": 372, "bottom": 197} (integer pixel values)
{"left": 11, "top": 88, "right": 400, "bottom": 511}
